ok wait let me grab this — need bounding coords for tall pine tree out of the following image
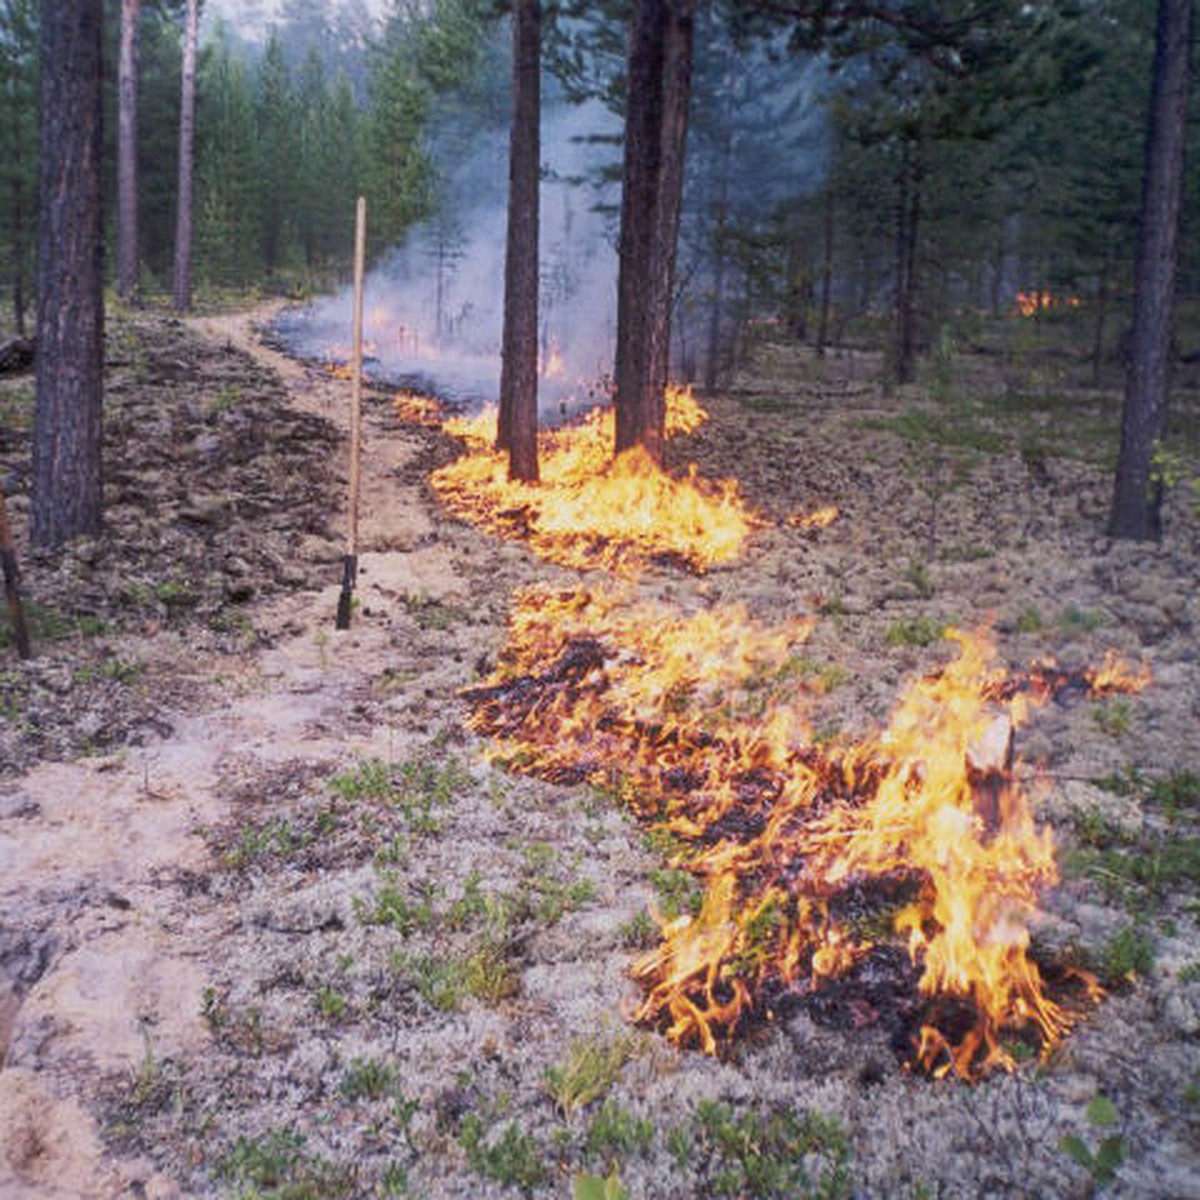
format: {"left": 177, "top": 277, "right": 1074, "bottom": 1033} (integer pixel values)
{"left": 498, "top": 0, "right": 541, "bottom": 483}
{"left": 34, "top": 0, "right": 106, "bottom": 548}
{"left": 172, "top": 0, "right": 198, "bottom": 311}
{"left": 614, "top": 0, "right": 696, "bottom": 464}
{"left": 1110, "top": 0, "right": 1193, "bottom": 541}
{"left": 195, "top": 33, "right": 261, "bottom": 288}
{"left": 257, "top": 29, "right": 296, "bottom": 277}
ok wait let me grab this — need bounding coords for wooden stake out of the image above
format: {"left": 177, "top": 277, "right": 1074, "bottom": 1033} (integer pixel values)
{"left": 0, "top": 490, "right": 32, "bottom": 659}
{"left": 336, "top": 196, "right": 367, "bottom": 631}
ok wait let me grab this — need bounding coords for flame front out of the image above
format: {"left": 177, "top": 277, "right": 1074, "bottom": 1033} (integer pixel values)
{"left": 786, "top": 504, "right": 839, "bottom": 530}
{"left": 375, "top": 366, "right": 1146, "bottom": 1079}
{"left": 467, "top": 593, "right": 1147, "bottom": 1079}
{"left": 431, "top": 386, "right": 759, "bottom": 573}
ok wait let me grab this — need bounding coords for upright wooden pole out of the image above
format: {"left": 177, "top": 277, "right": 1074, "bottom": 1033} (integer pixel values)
{"left": 336, "top": 196, "right": 367, "bottom": 630}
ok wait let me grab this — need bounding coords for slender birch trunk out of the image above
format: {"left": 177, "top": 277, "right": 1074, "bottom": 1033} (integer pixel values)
{"left": 117, "top": 0, "right": 140, "bottom": 303}
{"left": 172, "top": 0, "right": 198, "bottom": 313}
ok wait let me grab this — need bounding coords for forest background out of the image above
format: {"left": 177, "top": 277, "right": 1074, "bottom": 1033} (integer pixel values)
{"left": 3, "top": 0, "right": 1196, "bottom": 404}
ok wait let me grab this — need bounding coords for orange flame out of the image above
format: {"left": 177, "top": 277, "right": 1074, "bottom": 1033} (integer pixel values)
{"left": 392, "top": 390, "right": 444, "bottom": 426}
{"left": 1086, "top": 650, "right": 1152, "bottom": 695}
{"left": 431, "top": 386, "right": 760, "bottom": 573}
{"left": 1013, "top": 290, "right": 1083, "bottom": 318}
{"left": 382, "top": 358, "right": 1142, "bottom": 1079}
{"left": 540, "top": 339, "right": 567, "bottom": 380}
{"left": 466, "top": 598, "right": 1149, "bottom": 1079}
{"left": 786, "top": 504, "right": 839, "bottom": 530}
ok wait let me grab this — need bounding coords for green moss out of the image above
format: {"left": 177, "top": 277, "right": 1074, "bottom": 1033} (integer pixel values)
{"left": 885, "top": 616, "right": 947, "bottom": 648}
{"left": 693, "top": 1100, "right": 852, "bottom": 1200}
{"left": 459, "top": 1116, "right": 546, "bottom": 1190}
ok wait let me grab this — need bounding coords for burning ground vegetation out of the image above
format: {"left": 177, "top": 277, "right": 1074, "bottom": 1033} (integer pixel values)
{"left": 427, "top": 387, "right": 1160, "bottom": 1079}
{"left": 3, "top": 316, "right": 1200, "bottom": 1199}
{"left": 427, "top": 383, "right": 1191, "bottom": 1077}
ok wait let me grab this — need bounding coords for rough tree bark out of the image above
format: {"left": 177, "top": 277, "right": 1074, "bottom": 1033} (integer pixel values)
{"left": 117, "top": 0, "right": 140, "bottom": 304}
{"left": 703, "top": 103, "right": 732, "bottom": 393}
{"left": 892, "top": 132, "right": 922, "bottom": 387}
{"left": 497, "top": 0, "right": 541, "bottom": 483}
{"left": 172, "top": 0, "right": 198, "bottom": 313}
{"left": 1109, "top": 0, "right": 1192, "bottom": 541}
{"left": 33, "top": 0, "right": 105, "bottom": 549}
{"left": 816, "top": 185, "right": 834, "bottom": 357}
{"left": 613, "top": 0, "right": 695, "bottom": 465}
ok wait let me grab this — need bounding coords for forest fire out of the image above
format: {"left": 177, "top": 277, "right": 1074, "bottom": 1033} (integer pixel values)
{"left": 372, "top": 339, "right": 1148, "bottom": 1080}
{"left": 430, "top": 386, "right": 761, "bottom": 572}
{"left": 391, "top": 389, "right": 445, "bottom": 426}
{"left": 465, "top": 594, "right": 1149, "bottom": 1080}
{"left": 786, "top": 504, "right": 840, "bottom": 530}
{"left": 539, "top": 338, "right": 568, "bottom": 380}
{"left": 1013, "top": 290, "right": 1083, "bottom": 318}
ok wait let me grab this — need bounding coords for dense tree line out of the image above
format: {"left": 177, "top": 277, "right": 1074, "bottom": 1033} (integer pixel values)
{"left": 0, "top": 0, "right": 39, "bottom": 335}
{"left": 4, "top": 0, "right": 1193, "bottom": 352}
{"left": 527, "top": 1, "right": 1196, "bottom": 402}
{"left": 0, "top": 0, "right": 487, "bottom": 314}
{"left": 12, "top": 0, "right": 1200, "bottom": 545}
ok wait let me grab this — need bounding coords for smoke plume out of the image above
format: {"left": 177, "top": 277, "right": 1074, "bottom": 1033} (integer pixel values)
{"left": 273, "top": 97, "right": 621, "bottom": 416}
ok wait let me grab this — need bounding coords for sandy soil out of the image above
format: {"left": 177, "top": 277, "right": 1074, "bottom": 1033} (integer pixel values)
{"left": 0, "top": 310, "right": 1198, "bottom": 1199}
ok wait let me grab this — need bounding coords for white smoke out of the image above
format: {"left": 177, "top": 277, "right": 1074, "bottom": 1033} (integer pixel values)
{"left": 277, "top": 97, "right": 621, "bottom": 416}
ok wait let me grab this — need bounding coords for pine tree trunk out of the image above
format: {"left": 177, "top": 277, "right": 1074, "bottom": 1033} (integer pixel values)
{"left": 497, "top": 0, "right": 541, "bottom": 483}
{"left": 117, "top": 0, "right": 140, "bottom": 304}
{"left": 172, "top": 0, "right": 198, "bottom": 313}
{"left": 1109, "top": 0, "right": 1192, "bottom": 542}
{"left": 703, "top": 201, "right": 729, "bottom": 391}
{"left": 8, "top": 98, "right": 29, "bottom": 337}
{"left": 33, "top": 0, "right": 105, "bottom": 550}
{"left": 892, "top": 134, "right": 922, "bottom": 387}
{"left": 703, "top": 109, "right": 732, "bottom": 392}
{"left": 613, "top": 0, "right": 695, "bottom": 465}
{"left": 1090, "top": 255, "right": 1110, "bottom": 388}
{"left": 435, "top": 238, "right": 446, "bottom": 342}
{"left": 816, "top": 186, "right": 834, "bottom": 358}
{"left": 703, "top": 232, "right": 726, "bottom": 393}
{"left": 782, "top": 214, "right": 808, "bottom": 341}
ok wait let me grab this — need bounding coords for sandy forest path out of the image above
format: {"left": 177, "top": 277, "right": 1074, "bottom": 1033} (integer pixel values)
{"left": 0, "top": 305, "right": 495, "bottom": 1199}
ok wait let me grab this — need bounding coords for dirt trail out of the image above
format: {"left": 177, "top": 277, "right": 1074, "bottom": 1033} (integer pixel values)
{"left": 0, "top": 306, "right": 467, "bottom": 1199}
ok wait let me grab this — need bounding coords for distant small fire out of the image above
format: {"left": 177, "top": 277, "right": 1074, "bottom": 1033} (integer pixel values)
{"left": 1013, "top": 291, "right": 1083, "bottom": 318}
{"left": 540, "top": 338, "right": 568, "bottom": 381}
